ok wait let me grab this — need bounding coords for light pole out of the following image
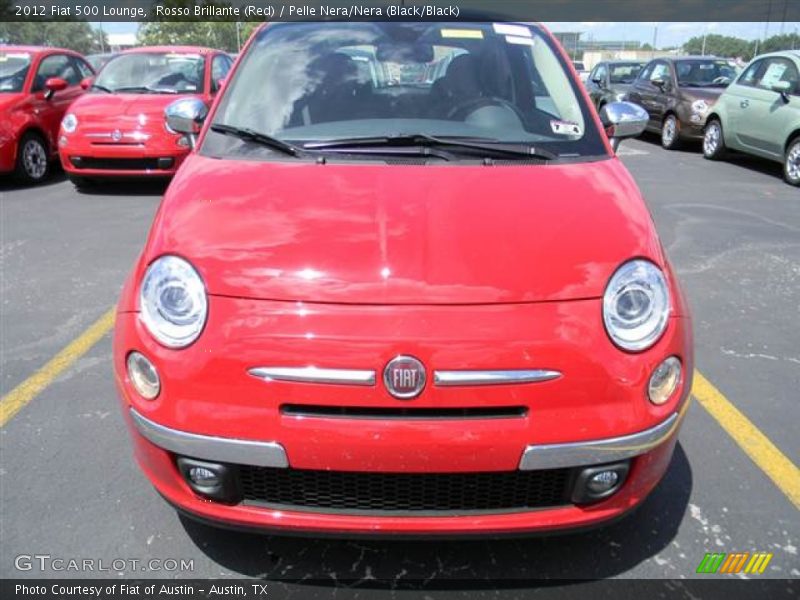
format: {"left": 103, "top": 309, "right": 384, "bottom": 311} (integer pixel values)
{"left": 98, "top": 22, "right": 106, "bottom": 53}
{"left": 652, "top": 23, "right": 658, "bottom": 58}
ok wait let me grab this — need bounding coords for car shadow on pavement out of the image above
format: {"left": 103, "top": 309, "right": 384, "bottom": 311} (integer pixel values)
{"left": 0, "top": 169, "right": 67, "bottom": 192}
{"left": 710, "top": 153, "right": 786, "bottom": 183}
{"left": 70, "top": 178, "right": 170, "bottom": 197}
{"left": 180, "top": 444, "right": 692, "bottom": 586}
{"left": 638, "top": 132, "right": 703, "bottom": 156}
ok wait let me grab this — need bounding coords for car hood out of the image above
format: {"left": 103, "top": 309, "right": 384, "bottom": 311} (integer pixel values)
{"left": 608, "top": 83, "right": 635, "bottom": 94}
{"left": 69, "top": 92, "right": 201, "bottom": 124}
{"left": 145, "top": 154, "right": 664, "bottom": 305}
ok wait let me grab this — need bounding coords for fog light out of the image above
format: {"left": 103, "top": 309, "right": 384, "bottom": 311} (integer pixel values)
{"left": 126, "top": 351, "right": 160, "bottom": 400}
{"left": 59, "top": 135, "right": 68, "bottom": 148}
{"left": 587, "top": 470, "right": 619, "bottom": 494}
{"left": 176, "top": 458, "right": 240, "bottom": 503}
{"left": 572, "top": 462, "right": 630, "bottom": 504}
{"left": 188, "top": 466, "right": 219, "bottom": 486}
{"left": 648, "top": 356, "right": 682, "bottom": 405}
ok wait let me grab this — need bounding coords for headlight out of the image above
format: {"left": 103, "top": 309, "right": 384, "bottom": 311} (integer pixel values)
{"left": 691, "top": 100, "right": 708, "bottom": 114}
{"left": 61, "top": 113, "right": 78, "bottom": 133}
{"left": 603, "top": 259, "right": 670, "bottom": 351}
{"left": 139, "top": 255, "right": 207, "bottom": 348}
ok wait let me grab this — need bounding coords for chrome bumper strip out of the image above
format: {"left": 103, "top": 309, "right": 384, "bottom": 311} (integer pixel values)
{"left": 434, "top": 369, "right": 561, "bottom": 386}
{"left": 248, "top": 366, "right": 376, "bottom": 386}
{"left": 519, "top": 411, "right": 682, "bottom": 470}
{"left": 130, "top": 408, "right": 289, "bottom": 468}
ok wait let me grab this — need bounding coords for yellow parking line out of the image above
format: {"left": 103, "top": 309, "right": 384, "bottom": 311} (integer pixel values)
{"left": 0, "top": 307, "right": 116, "bottom": 427}
{"left": 693, "top": 370, "right": 800, "bottom": 510}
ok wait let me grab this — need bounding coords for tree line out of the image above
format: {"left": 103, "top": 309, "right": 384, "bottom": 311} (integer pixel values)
{"left": 682, "top": 33, "right": 799, "bottom": 60}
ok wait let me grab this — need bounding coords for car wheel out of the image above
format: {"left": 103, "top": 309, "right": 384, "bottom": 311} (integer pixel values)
{"left": 661, "top": 115, "right": 681, "bottom": 150}
{"left": 785, "top": 138, "right": 800, "bottom": 187}
{"left": 703, "top": 119, "right": 726, "bottom": 160}
{"left": 15, "top": 132, "right": 50, "bottom": 184}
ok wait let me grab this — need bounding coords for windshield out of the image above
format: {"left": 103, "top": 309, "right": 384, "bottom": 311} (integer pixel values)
{"left": 609, "top": 63, "right": 643, "bottom": 84}
{"left": 94, "top": 52, "right": 205, "bottom": 94}
{"left": 676, "top": 60, "right": 736, "bottom": 88}
{"left": 208, "top": 22, "right": 605, "bottom": 160}
{"left": 0, "top": 52, "right": 32, "bottom": 93}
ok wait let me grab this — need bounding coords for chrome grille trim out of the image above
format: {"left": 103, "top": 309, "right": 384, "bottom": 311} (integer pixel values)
{"left": 249, "top": 366, "right": 376, "bottom": 386}
{"left": 433, "top": 369, "right": 562, "bottom": 387}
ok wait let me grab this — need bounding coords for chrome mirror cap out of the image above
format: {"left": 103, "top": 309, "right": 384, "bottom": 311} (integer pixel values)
{"left": 165, "top": 97, "right": 208, "bottom": 137}
{"left": 600, "top": 101, "right": 649, "bottom": 151}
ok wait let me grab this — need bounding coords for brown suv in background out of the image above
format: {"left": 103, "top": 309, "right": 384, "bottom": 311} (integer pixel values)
{"left": 627, "top": 57, "right": 737, "bottom": 149}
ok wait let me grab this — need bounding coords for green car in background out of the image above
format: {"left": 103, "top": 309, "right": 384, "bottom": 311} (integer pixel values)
{"left": 703, "top": 51, "right": 800, "bottom": 186}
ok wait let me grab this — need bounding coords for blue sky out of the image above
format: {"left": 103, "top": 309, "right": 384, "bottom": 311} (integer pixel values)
{"left": 97, "top": 22, "right": 800, "bottom": 48}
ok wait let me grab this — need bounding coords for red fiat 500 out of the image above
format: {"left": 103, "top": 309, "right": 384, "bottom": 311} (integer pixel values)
{"left": 58, "top": 46, "right": 233, "bottom": 188}
{"left": 0, "top": 46, "right": 93, "bottom": 184}
{"left": 114, "top": 22, "right": 693, "bottom": 536}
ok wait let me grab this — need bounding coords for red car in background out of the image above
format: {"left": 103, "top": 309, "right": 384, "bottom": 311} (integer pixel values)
{"left": 0, "top": 46, "right": 93, "bottom": 184}
{"left": 114, "top": 22, "right": 692, "bottom": 537}
{"left": 58, "top": 46, "right": 233, "bottom": 188}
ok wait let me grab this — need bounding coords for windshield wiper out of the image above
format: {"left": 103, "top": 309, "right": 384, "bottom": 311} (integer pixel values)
{"left": 91, "top": 83, "right": 112, "bottom": 93}
{"left": 303, "top": 134, "right": 557, "bottom": 161}
{"left": 210, "top": 123, "right": 304, "bottom": 157}
{"left": 113, "top": 85, "right": 178, "bottom": 94}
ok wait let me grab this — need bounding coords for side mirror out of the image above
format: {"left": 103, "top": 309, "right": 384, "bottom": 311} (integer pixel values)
{"left": 651, "top": 77, "right": 666, "bottom": 90}
{"left": 591, "top": 77, "right": 603, "bottom": 86}
{"left": 600, "top": 101, "right": 649, "bottom": 151}
{"left": 43, "top": 77, "right": 68, "bottom": 99}
{"left": 165, "top": 97, "right": 208, "bottom": 148}
{"left": 771, "top": 80, "right": 792, "bottom": 102}
{"left": 80, "top": 77, "right": 93, "bottom": 90}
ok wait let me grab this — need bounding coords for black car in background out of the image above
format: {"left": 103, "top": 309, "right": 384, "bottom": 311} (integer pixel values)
{"left": 586, "top": 61, "right": 645, "bottom": 110}
{"left": 626, "top": 57, "right": 736, "bottom": 149}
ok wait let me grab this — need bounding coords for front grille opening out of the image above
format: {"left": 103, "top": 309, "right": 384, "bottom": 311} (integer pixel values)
{"left": 280, "top": 404, "right": 528, "bottom": 420}
{"left": 70, "top": 157, "right": 173, "bottom": 170}
{"left": 238, "top": 466, "right": 571, "bottom": 515}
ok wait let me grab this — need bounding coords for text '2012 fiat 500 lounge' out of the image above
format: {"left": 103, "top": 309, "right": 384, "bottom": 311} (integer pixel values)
{"left": 114, "top": 22, "right": 693, "bottom": 536}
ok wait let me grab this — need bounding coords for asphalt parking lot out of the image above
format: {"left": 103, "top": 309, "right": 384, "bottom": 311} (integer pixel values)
{"left": 1, "top": 137, "right": 798, "bottom": 592}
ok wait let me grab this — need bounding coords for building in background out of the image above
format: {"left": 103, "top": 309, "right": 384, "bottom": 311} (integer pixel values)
{"left": 107, "top": 32, "right": 137, "bottom": 52}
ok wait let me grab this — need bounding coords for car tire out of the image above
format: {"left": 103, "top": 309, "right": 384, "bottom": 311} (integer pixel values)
{"left": 661, "top": 115, "right": 681, "bottom": 150}
{"left": 703, "top": 119, "right": 726, "bottom": 160}
{"left": 15, "top": 132, "right": 50, "bottom": 184}
{"left": 785, "top": 138, "right": 800, "bottom": 187}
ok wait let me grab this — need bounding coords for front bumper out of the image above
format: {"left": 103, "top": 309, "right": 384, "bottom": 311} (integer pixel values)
{"left": 114, "top": 295, "right": 692, "bottom": 535}
{"left": 125, "top": 405, "right": 686, "bottom": 536}
{"left": 131, "top": 406, "right": 681, "bottom": 472}
{"left": 58, "top": 131, "right": 189, "bottom": 178}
